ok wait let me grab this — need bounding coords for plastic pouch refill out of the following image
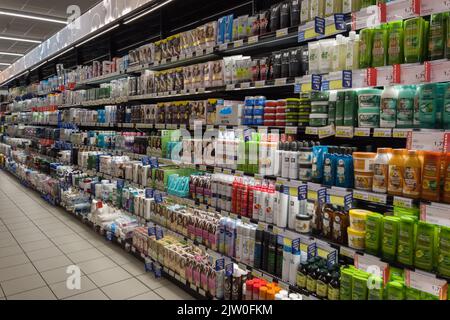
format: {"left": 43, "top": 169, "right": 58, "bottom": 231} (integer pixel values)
{"left": 289, "top": 47, "right": 302, "bottom": 78}
{"left": 414, "top": 221, "right": 435, "bottom": 271}
{"left": 340, "top": 266, "right": 355, "bottom": 300}
{"left": 397, "top": 216, "right": 417, "bottom": 266}
{"left": 272, "top": 52, "right": 283, "bottom": 79}
{"left": 290, "top": 0, "right": 300, "bottom": 27}
{"left": 367, "top": 276, "right": 384, "bottom": 300}
{"left": 351, "top": 273, "right": 369, "bottom": 300}
{"left": 438, "top": 226, "right": 450, "bottom": 277}
{"left": 280, "top": 1, "right": 291, "bottom": 29}
{"left": 270, "top": 4, "right": 281, "bottom": 32}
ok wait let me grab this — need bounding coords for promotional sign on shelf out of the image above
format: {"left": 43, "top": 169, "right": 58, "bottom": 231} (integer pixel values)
{"left": 405, "top": 270, "right": 448, "bottom": 300}
{"left": 354, "top": 253, "right": 390, "bottom": 285}
{"left": 420, "top": 202, "right": 450, "bottom": 228}
{"left": 386, "top": 0, "right": 421, "bottom": 22}
{"left": 406, "top": 130, "right": 445, "bottom": 152}
{"left": 352, "top": 5, "right": 383, "bottom": 30}
{"left": 421, "top": 0, "right": 450, "bottom": 15}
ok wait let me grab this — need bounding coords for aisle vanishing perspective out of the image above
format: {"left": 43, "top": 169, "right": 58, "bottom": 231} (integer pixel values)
{"left": 0, "top": 170, "right": 194, "bottom": 300}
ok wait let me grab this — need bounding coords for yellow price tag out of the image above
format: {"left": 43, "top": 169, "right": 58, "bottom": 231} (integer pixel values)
{"left": 307, "top": 190, "right": 318, "bottom": 201}
{"left": 325, "top": 24, "right": 338, "bottom": 36}
{"left": 304, "top": 28, "right": 317, "bottom": 40}
{"left": 301, "top": 82, "right": 312, "bottom": 92}
{"left": 300, "top": 244, "right": 308, "bottom": 252}
{"left": 329, "top": 195, "right": 345, "bottom": 207}
{"left": 329, "top": 79, "right": 343, "bottom": 90}
{"left": 318, "top": 248, "right": 329, "bottom": 259}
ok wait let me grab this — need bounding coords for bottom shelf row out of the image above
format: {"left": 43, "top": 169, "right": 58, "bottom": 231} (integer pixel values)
{"left": 0, "top": 155, "right": 448, "bottom": 301}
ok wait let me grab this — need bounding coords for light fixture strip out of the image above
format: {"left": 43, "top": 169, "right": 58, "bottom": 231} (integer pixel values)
{"left": 124, "top": 0, "right": 174, "bottom": 24}
{"left": 0, "top": 10, "right": 67, "bottom": 24}
{"left": 0, "top": 51, "right": 24, "bottom": 57}
{"left": 0, "top": 36, "right": 41, "bottom": 44}
{"left": 0, "top": 62, "right": 11, "bottom": 66}
{"left": 75, "top": 24, "right": 120, "bottom": 47}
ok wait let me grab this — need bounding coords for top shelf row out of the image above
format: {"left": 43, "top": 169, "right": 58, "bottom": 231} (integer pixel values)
{"left": 6, "top": 0, "right": 450, "bottom": 100}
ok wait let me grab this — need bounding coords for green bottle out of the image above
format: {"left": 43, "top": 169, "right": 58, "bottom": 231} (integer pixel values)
{"left": 428, "top": 13, "right": 448, "bottom": 61}
{"left": 386, "top": 281, "right": 405, "bottom": 300}
{"left": 340, "top": 266, "right": 355, "bottom": 300}
{"left": 437, "top": 226, "right": 450, "bottom": 278}
{"left": 418, "top": 83, "right": 438, "bottom": 129}
{"left": 372, "top": 25, "right": 389, "bottom": 67}
{"left": 365, "top": 212, "right": 383, "bottom": 255}
{"left": 414, "top": 221, "right": 435, "bottom": 272}
{"left": 397, "top": 216, "right": 417, "bottom": 267}
{"left": 396, "top": 85, "right": 415, "bottom": 128}
{"left": 443, "top": 83, "right": 450, "bottom": 130}
{"left": 382, "top": 216, "right": 400, "bottom": 261}
{"left": 359, "top": 28, "right": 373, "bottom": 68}
{"left": 388, "top": 21, "right": 404, "bottom": 65}
{"left": 404, "top": 17, "right": 425, "bottom": 63}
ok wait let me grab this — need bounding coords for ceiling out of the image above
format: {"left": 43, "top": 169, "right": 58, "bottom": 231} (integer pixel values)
{"left": 0, "top": 0, "right": 101, "bottom": 70}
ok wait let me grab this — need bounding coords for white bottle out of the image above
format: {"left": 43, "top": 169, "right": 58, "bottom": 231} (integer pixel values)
{"left": 258, "top": 187, "right": 267, "bottom": 222}
{"left": 380, "top": 86, "right": 398, "bottom": 128}
{"left": 235, "top": 222, "right": 243, "bottom": 261}
{"left": 266, "top": 190, "right": 275, "bottom": 224}
{"left": 282, "top": 150, "right": 291, "bottom": 179}
{"left": 278, "top": 187, "right": 289, "bottom": 228}
{"left": 282, "top": 240, "right": 292, "bottom": 282}
{"left": 273, "top": 186, "right": 281, "bottom": 226}
{"left": 289, "top": 144, "right": 299, "bottom": 180}
{"left": 346, "top": 31, "right": 360, "bottom": 70}
{"left": 248, "top": 227, "right": 256, "bottom": 266}
{"left": 253, "top": 186, "right": 262, "bottom": 220}
{"left": 289, "top": 246, "right": 301, "bottom": 285}
{"left": 288, "top": 196, "right": 300, "bottom": 230}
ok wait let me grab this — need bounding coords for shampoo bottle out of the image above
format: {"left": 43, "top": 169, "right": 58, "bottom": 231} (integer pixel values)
{"left": 372, "top": 24, "right": 389, "bottom": 67}
{"left": 404, "top": 17, "right": 425, "bottom": 63}
{"left": 388, "top": 21, "right": 404, "bottom": 65}
{"left": 428, "top": 13, "right": 448, "bottom": 61}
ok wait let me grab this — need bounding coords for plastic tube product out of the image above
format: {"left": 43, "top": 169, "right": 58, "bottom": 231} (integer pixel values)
{"left": 289, "top": 240, "right": 301, "bottom": 285}
{"left": 288, "top": 196, "right": 300, "bottom": 230}
{"left": 278, "top": 187, "right": 289, "bottom": 228}
{"left": 258, "top": 188, "right": 266, "bottom": 222}
{"left": 266, "top": 190, "right": 275, "bottom": 224}
{"left": 282, "top": 150, "right": 291, "bottom": 178}
{"left": 248, "top": 226, "right": 256, "bottom": 267}
{"left": 253, "top": 186, "right": 261, "bottom": 220}
{"left": 282, "top": 238, "right": 292, "bottom": 282}
{"left": 289, "top": 146, "right": 299, "bottom": 180}
{"left": 254, "top": 229, "right": 263, "bottom": 269}
{"left": 235, "top": 222, "right": 243, "bottom": 261}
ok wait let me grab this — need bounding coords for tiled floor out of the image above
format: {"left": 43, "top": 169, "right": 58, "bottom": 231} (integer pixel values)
{"left": 0, "top": 170, "right": 194, "bottom": 300}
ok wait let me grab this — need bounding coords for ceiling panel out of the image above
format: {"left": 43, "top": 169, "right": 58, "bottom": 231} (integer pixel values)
{"left": 0, "top": 0, "right": 101, "bottom": 60}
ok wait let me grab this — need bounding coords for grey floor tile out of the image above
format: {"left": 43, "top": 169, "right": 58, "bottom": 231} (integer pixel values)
{"left": 0, "top": 252, "right": 29, "bottom": 269}
{"left": 88, "top": 266, "right": 133, "bottom": 287}
{"left": 50, "top": 275, "right": 97, "bottom": 299}
{"left": 1, "top": 273, "right": 47, "bottom": 296}
{"left": 58, "top": 240, "right": 93, "bottom": 254}
{"left": 33, "top": 217, "right": 62, "bottom": 226}
{"left": 6, "top": 221, "right": 36, "bottom": 231}
{"left": 40, "top": 265, "right": 84, "bottom": 285}
{"left": 10, "top": 226, "right": 42, "bottom": 237}
{"left": 15, "top": 232, "right": 47, "bottom": 244}
{"left": 64, "top": 288, "right": 110, "bottom": 300}
{"left": 7, "top": 286, "right": 57, "bottom": 300}
{"left": 0, "top": 245, "right": 23, "bottom": 258}
{"left": 3, "top": 216, "right": 30, "bottom": 225}
{"left": 51, "top": 233, "right": 84, "bottom": 245}
{"left": 0, "top": 262, "right": 37, "bottom": 282}
{"left": 37, "top": 222, "right": 67, "bottom": 232}
{"left": 0, "top": 237, "right": 17, "bottom": 248}
{"left": 96, "top": 244, "right": 126, "bottom": 256}
{"left": 119, "top": 261, "right": 146, "bottom": 277}
{"left": 101, "top": 278, "right": 149, "bottom": 300}
{"left": 33, "top": 255, "right": 73, "bottom": 272}
{"left": 44, "top": 228, "right": 75, "bottom": 238}
{"left": 21, "top": 239, "right": 55, "bottom": 252}
{"left": 136, "top": 274, "right": 170, "bottom": 290}
{"left": 108, "top": 253, "right": 135, "bottom": 266}
{"left": 154, "top": 283, "right": 195, "bottom": 300}
{"left": 67, "top": 248, "right": 104, "bottom": 263}
{"left": 77, "top": 256, "right": 117, "bottom": 274}
{"left": 0, "top": 231, "right": 13, "bottom": 240}
{"left": 128, "top": 290, "right": 163, "bottom": 300}
{"left": 27, "top": 246, "right": 64, "bottom": 262}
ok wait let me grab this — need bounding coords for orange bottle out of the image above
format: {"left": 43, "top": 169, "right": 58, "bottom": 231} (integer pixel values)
{"left": 443, "top": 153, "right": 450, "bottom": 203}
{"left": 421, "top": 151, "right": 442, "bottom": 202}
{"left": 388, "top": 149, "right": 406, "bottom": 196}
{"left": 403, "top": 150, "right": 422, "bottom": 199}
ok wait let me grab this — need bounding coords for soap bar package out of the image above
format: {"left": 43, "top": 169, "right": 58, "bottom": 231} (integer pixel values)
{"left": 414, "top": 221, "right": 435, "bottom": 271}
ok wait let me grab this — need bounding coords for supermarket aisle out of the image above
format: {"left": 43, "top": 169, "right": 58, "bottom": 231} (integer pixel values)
{"left": 0, "top": 170, "right": 194, "bottom": 300}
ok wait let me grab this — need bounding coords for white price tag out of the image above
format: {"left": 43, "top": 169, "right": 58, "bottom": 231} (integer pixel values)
{"left": 428, "top": 59, "right": 450, "bottom": 83}
{"left": 318, "top": 125, "right": 335, "bottom": 139}
{"left": 335, "top": 126, "right": 354, "bottom": 138}
{"left": 421, "top": 203, "right": 450, "bottom": 228}
{"left": 407, "top": 131, "right": 445, "bottom": 152}
{"left": 352, "top": 5, "right": 382, "bottom": 30}
{"left": 248, "top": 35, "right": 259, "bottom": 44}
{"left": 223, "top": 168, "right": 232, "bottom": 175}
{"left": 376, "top": 66, "right": 394, "bottom": 86}
{"left": 235, "top": 170, "right": 244, "bottom": 177}
{"left": 354, "top": 254, "right": 389, "bottom": 282}
{"left": 251, "top": 270, "right": 263, "bottom": 278}
{"left": 240, "top": 82, "right": 250, "bottom": 89}
{"left": 197, "top": 87, "right": 206, "bottom": 94}
{"left": 285, "top": 126, "right": 297, "bottom": 134}
{"left": 406, "top": 270, "right": 446, "bottom": 299}
{"left": 305, "top": 127, "right": 318, "bottom": 135}
{"left": 398, "top": 63, "right": 425, "bottom": 85}
{"left": 226, "top": 84, "right": 235, "bottom": 91}
{"left": 198, "top": 288, "right": 206, "bottom": 296}
{"left": 340, "top": 246, "right": 357, "bottom": 259}
{"left": 276, "top": 28, "right": 288, "bottom": 38}
{"left": 386, "top": 0, "right": 419, "bottom": 22}
{"left": 373, "top": 128, "right": 392, "bottom": 138}
{"left": 354, "top": 127, "right": 371, "bottom": 137}
{"left": 233, "top": 39, "right": 244, "bottom": 48}
{"left": 255, "top": 80, "right": 265, "bottom": 88}
{"left": 393, "top": 196, "right": 415, "bottom": 209}
{"left": 274, "top": 78, "right": 287, "bottom": 86}
{"left": 206, "top": 47, "right": 214, "bottom": 55}
{"left": 392, "top": 128, "right": 411, "bottom": 138}
{"left": 258, "top": 222, "right": 269, "bottom": 231}
{"left": 219, "top": 43, "right": 228, "bottom": 51}
{"left": 352, "top": 190, "right": 369, "bottom": 201}
{"left": 421, "top": 0, "right": 450, "bottom": 15}
{"left": 195, "top": 49, "right": 203, "bottom": 57}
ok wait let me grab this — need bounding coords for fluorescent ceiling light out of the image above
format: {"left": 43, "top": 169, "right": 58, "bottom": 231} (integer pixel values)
{"left": 75, "top": 24, "right": 120, "bottom": 47}
{"left": 0, "top": 10, "right": 67, "bottom": 24}
{"left": 0, "top": 51, "right": 23, "bottom": 57}
{"left": 48, "top": 47, "right": 73, "bottom": 61}
{"left": 124, "top": 0, "right": 174, "bottom": 24}
{"left": 30, "top": 60, "right": 48, "bottom": 72}
{"left": 0, "top": 36, "right": 41, "bottom": 44}
{"left": 0, "top": 62, "right": 11, "bottom": 66}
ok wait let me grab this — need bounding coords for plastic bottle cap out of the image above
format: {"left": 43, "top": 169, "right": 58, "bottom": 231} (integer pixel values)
{"left": 279, "top": 289, "right": 288, "bottom": 297}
